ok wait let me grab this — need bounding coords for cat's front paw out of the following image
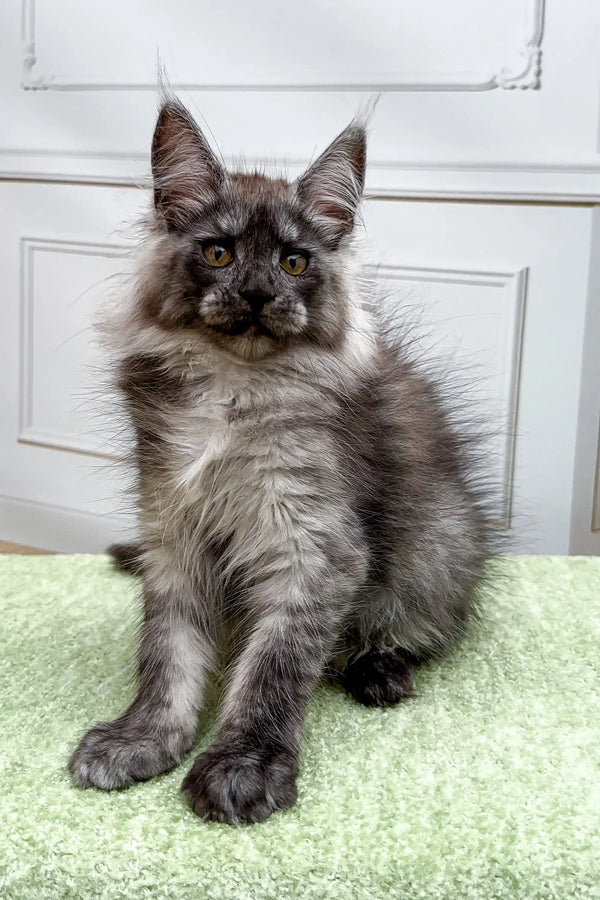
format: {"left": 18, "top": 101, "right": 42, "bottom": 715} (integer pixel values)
{"left": 69, "top": 719, "right": 189, "bottom": 790}
{"left": 181, "top": 741, "right": 298, "bottom": 824}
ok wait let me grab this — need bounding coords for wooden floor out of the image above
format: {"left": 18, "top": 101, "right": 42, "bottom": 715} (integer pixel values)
{"left": 0, "top": 541, "right": 53, "bottom": 554}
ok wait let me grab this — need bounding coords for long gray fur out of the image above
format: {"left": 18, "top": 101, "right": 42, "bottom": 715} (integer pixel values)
{"left": 69, "top": 99, "right": 492, "bottom": 824}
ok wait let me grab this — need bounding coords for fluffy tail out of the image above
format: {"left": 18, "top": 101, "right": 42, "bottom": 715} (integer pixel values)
{"left": 107, "top": 542, "right": 144, "bottom": 576}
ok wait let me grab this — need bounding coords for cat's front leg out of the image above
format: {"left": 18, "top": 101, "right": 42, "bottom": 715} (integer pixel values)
{"left": 69, "top": 569, "right": 215, "bottom": 790}
{"left": 182, "top": 563, "right": 359, "bottom": 824}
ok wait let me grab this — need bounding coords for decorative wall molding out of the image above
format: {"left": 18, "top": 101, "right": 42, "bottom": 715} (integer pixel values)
{"left": 20, "top": 0, "right": 545, "bottom": 92}
{"left": 371, "top": 263, "right": 528, "bottom": 528}
{"left": 362, "top": 160, "right": 600, "bottom": 203}
{"left": 495, "top": 0, "right": 544, "bottom": 89}
{"left": 19, "top": 236, "right": 129, "bottom": 459}
{"left": 2, "top": 150, "right": 600, "bottom": 202}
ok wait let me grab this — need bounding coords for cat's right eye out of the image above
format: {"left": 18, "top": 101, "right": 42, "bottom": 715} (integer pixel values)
{"left": 203, "top": 241, "right": 234, "bottom": 268}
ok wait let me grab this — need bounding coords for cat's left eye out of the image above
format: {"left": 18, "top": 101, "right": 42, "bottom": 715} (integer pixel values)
{"left": 203, "top": 241, "right": 234, "bottom": 267}
{"left": 280, "top": 251, "right": 309, "bottom": 276}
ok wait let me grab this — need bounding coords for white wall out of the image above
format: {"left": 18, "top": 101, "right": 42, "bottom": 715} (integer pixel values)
{"left": 1, "top": 0, "right": 599, "bottom": 553}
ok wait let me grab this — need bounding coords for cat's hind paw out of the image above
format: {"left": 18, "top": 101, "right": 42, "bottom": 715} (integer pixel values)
{"left": 341, "top": 647, "right": 417, "bottom": 707}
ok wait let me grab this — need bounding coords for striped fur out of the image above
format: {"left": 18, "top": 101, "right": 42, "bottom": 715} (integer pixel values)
{"left": 69, "top": 100, "right": 492, "bottom": 824}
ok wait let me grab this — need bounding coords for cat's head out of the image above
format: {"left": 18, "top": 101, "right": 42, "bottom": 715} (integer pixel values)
{"left": 144, "top": 100, "right": 366, "bottom": 362}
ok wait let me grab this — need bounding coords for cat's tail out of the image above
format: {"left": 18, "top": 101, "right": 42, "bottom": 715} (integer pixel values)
{"left": 107, "top": 542, "right": 144, "bottom": 576}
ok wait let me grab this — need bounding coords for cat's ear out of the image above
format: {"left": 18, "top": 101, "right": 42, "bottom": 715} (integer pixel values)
{"left": 296, "top": 124, "right": 366, "bottom": 248}
{"left": 151, "top": 100, "right": 224, "bottom": 232}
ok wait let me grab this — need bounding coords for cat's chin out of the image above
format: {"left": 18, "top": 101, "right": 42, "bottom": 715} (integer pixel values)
{"left": 208, "top": 326, "right": 281, "bottom": 363}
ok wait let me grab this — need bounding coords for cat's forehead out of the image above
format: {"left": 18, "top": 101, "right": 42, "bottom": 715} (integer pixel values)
{"left": 212, "top": 171, "right": 302, "bottom": 242}
{"left": 229, "top": 171, "right": 291, "bottom": 204}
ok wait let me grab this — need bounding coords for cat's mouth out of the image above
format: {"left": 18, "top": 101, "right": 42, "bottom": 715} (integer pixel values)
{"left": 198, "top": 292, "right": 307, "bottom": 358}
{"left": 209, "top": 323, "right": 281, "bottom": 362}
{"left": 206, "top": 317, "right": 276, "bottom": 339}
{"left": 199, "top": 312, "right": 281, "bottom": 361}
{"left": 200, "top": 292, "right": 276, "bottom": 339}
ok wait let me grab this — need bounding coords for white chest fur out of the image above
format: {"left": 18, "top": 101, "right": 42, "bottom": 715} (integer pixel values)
{"left": 169, "top": 380, "right": 237, "bottom": 491}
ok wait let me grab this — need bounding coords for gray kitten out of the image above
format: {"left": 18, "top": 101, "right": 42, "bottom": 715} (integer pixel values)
{"left": 69, "top": 100, "right": 491, "bottom": 824}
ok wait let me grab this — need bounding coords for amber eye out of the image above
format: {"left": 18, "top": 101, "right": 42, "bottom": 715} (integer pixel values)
{"left": 280, "top": 251, "right": 308, "bottom": 276}
{"left": 203, "top": 241, "right": 234, "bottom": 267}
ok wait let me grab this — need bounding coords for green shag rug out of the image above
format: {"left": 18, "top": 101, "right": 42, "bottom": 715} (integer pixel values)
{"left": 1, "top": 555, "right": 599, "bottom": 899}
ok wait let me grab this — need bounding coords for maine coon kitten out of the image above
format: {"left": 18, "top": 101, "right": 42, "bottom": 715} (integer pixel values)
{"left": 69, "top": 99, "right": 491, "bottom": 824}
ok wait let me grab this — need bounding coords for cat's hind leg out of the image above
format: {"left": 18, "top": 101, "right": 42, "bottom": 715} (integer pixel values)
{"left": 107, "top": 541, "right": 144, "bottom": 575}
{"left": 334, "top": 485, "right": 486, "bottom": 708}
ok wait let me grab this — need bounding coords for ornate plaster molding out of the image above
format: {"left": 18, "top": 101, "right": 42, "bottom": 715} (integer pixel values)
{"left": 21, "top": 0, "right": 545, "bottom": 92}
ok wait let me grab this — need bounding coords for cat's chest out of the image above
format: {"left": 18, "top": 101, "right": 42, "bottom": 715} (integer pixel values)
{"left": 177, "top": 394, "right": 235, "bottom": 465}
{"left": 162, "top": 369, "right": 315, "bottom": 497}
{"left": 166, "top": 379, "right": 256, "bottom": 488}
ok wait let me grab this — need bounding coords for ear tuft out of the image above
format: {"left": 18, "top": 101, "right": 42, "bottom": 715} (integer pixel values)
{"left": 296, "top": 124, "right": 367, "bottom": 248}
{"left": 151, "top": 100, "right": 224, "bottom": 232}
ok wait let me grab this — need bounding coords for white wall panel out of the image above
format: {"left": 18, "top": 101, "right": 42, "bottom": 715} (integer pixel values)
{"left": 1, "top": 0, "right": 599, "bottom": 188}
{"left": 362, "top": 199, "right": 592, "bottom": 553}
{"left": 593, "top": 451, "right": 600, "bottom": 534}
{"left": 0, "top": 179, "right": 592, "bottom": 552}
{"left": 0, "top": 182, "right": 145, "bottom": 550}
{"left": 374, "top": 264, "right": 526, "bottom": 527}
{"left": 0, "top": 0, "right": 598, "bottom": 553}
{"left": 19, "top": 238, "right": 129, "bottom": 457}
{"left": 570, "top": 208, "right": 600, "bottom": 554}
{"left": 23, "top": 0, "right": 542, "bottom": 91}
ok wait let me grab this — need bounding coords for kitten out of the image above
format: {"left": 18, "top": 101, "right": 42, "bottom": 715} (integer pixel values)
{"left": 69, "top": 99, "right": 491, "bottom": 824}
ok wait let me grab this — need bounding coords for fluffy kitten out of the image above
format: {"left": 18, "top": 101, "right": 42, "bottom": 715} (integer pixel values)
{"left": 69, "top": 99, "right": 491, "bottom": 824}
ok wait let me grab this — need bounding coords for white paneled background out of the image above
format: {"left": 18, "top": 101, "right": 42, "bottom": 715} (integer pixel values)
{"left": 0, "top": 0, "right": 599, "bottom": 553}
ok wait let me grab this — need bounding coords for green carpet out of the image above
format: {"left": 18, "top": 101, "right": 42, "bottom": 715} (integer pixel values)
{"left": 1, "top": 555, "right": 599, "bottom": 899}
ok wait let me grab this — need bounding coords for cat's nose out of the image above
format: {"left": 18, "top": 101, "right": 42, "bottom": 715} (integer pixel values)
{"left": 240, "top": 290, "right": 275, "bottom": 312}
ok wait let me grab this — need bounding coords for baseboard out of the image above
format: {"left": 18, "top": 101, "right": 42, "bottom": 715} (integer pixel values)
{"left": 0, "top": 494, "right": 136, "bottom": 554}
